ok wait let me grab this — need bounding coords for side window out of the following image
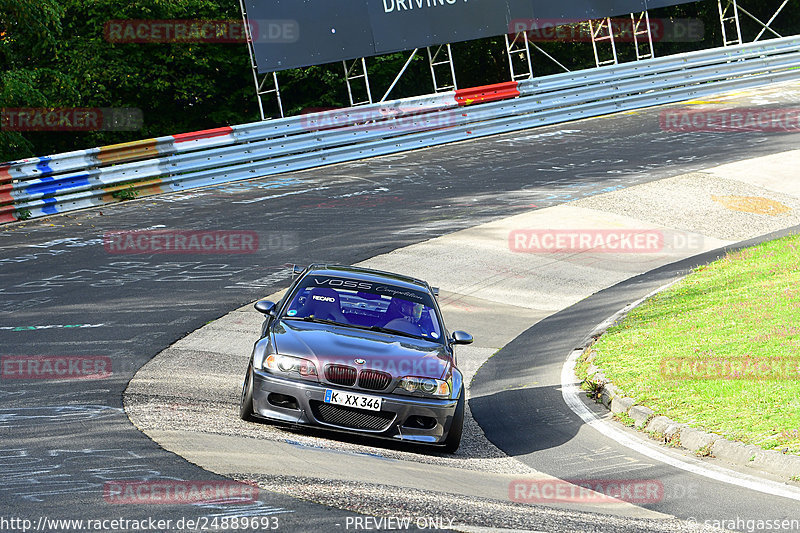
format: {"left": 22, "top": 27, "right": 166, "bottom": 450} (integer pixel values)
{"left": 285, "top": 287, "right": 311, "bottom": 316}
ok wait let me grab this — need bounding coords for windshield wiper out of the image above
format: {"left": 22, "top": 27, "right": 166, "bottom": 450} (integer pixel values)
{"left": 367, "top": 325, "right": 426, "bottom": 340}
{"left": 284, "top": 316, "right": 346, "bottom": 327}
{"left": 285, "top": 316, "right": 428, "bottom": 340}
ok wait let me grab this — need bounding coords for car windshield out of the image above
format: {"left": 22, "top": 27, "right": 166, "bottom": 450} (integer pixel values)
{"left": 281, "top": 275, "right": 444, "bottom": 342}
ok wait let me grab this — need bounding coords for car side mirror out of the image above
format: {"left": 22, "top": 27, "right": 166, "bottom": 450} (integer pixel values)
{"left": 451, "top": 331, "right": 473, "bottom": 345}
{"left": 254, "top": 300, "right": 277, "bottom": 316}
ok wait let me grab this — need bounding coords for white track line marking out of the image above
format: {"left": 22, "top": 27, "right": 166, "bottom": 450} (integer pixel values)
{"left": 231, "top": 186, "right": 329, "bottom": 204}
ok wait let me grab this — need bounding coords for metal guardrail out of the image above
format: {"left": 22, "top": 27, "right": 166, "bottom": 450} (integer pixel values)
{"left": 2, "top": 35, "right": 800, "bottom": 224}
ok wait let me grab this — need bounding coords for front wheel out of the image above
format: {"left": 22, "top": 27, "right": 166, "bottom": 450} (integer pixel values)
{"left": 442, "top": 385, "right": 465, "bottom": 453}
{"left": 239, "top": 365, "right": 256, "bottom": 421}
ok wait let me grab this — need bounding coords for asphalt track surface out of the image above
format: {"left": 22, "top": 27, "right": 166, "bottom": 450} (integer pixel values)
{"left": 1, "top": 83, "right": 800, "bottom": 531}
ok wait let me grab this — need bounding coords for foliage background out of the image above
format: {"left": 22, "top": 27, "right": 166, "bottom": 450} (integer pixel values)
{"left": 0, "top": 0, "right": 796, "bottom": 162}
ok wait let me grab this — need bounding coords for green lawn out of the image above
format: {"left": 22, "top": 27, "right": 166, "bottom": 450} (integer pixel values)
{"left": 580, "top": 233, "right": 800, "bottom": 453}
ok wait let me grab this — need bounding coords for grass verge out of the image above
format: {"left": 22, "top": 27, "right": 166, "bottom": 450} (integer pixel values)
{"left": 583, "top": 233, "right": 800, "bottom": 454}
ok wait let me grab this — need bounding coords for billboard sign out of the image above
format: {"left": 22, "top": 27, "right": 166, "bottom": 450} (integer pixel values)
{"left": 244, "top": 0, "right": 697, "bottom": 73}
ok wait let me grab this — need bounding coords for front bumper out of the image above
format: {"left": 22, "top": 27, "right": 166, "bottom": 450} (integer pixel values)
{"left": 251, "top": 369, "right": 459, "bottom": 445}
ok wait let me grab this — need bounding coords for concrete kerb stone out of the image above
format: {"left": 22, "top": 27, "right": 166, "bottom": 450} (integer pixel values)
{"left": 752, "top": 449, "right": 800, "bottom": 478}
{"left": 628, "top": 405, "right": 655, "bottom": 429}
{"left": 644, "top": 415, "right": 673, "bottom": 435}
{"left": 610, "top": 396, "right": 635, "bottom": 415}
{"left": 599, "top": 382, "right": 621, "bottom": 409}
{"left": 663, "top": 422, "right": 687, "bottom": 444}
{"left": 679, "top": 426, "right": 717, "bottom": 455}
{"left": 711, "top": 439, "right": 766, "bottom": 466}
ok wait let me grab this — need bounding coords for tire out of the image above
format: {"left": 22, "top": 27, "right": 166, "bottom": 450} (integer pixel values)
{"left": 239, "top": 365, "right": 256, "bottom": 422}
{"left": 442, "top": 385, "right": 465, "bottom": 453}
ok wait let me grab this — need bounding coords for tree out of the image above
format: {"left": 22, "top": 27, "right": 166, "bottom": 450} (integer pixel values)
{"left": 0, "top": 0, "right": 71, "bottom": 161}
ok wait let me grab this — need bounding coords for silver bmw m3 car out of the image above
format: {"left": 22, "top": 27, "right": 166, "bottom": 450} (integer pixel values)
{"left": 239, "top": 264, "right": 473, "bottom": 452}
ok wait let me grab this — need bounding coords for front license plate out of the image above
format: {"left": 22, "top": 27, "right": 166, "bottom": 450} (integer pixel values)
{"left": 324, "top": 389, "right": 382, "bottom": 411}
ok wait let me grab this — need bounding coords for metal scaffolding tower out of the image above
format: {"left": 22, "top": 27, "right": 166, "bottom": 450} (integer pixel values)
{"left": 238, "top": 0, "right": 284, "bottom": 120}
{"left": 343, "top": 58, "right": 374, "bottom": 106}
{"left": 590, "top": 18, "right": 620, "bottom": 67}
{"left": 718, "top": 0, "right": 744, "bottom": 46}
{"left": 505, "top": 32, "right": 534, "bottom": 81}
{"left": 427, "top": 44, "right": 458, "bottom": 92}
{"left": 631, "top": 11, "right": 655, "bottom": 61}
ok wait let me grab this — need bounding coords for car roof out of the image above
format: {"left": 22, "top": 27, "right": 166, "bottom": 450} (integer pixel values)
{"left": 302, "top": 264, "right": 430, "bottom": 292}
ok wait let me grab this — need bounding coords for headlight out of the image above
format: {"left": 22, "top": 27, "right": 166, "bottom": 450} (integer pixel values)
{"left": 265, "top": 354, "right": 318, "bottom": 379}
{"left": 397, "top": 376, "right": 450, "bottom": 398}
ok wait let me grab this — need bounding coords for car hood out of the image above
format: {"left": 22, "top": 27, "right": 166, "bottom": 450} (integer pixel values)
{"left": 271, "top": 319, "right": 451, "bottom": 380}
